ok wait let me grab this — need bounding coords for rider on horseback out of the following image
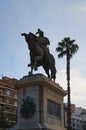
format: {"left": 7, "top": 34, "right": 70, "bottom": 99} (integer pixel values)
{"left": 36, "top": 28, "right": 50, "bottom": 60}
{"left": 36, "top": 28, "right": 50, "bottom": 45}
{"left": 21, "top": 29, "right": 56, "bottom": 80}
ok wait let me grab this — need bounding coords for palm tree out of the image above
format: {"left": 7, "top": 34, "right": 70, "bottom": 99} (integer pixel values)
{"left": 56, "top": 37, "right": 79, "bottom": 130}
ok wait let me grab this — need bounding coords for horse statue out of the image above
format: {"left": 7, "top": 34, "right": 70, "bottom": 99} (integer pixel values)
{"left": 21, "top": 32, "right": 56, "bottom": 81}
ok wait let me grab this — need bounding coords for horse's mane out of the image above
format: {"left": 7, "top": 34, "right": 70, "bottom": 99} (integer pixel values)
{"left": 29, "top": 32, "right": 37, "bottom": 41}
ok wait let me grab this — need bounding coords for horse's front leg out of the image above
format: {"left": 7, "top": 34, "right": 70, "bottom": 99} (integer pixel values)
{"left": 28, "top": 63, "right": 31, "bottom": 67}
{"left": 43, "top": 66, "right": 50, "bottom": 79}
{"left": 34, "top": 53, "right": 43, "bottom": 71}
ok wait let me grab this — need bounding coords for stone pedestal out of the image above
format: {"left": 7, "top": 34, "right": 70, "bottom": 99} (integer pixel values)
{"left": 11, "top": 74, "right": 66, "bottom": 130}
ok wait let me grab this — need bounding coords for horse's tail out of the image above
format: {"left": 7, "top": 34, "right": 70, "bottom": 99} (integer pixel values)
{"left": 49, "top": 54, "right": 55, "bottom": 65}
{"left": 49, "top": 54, "right": 57, "bottom": 81}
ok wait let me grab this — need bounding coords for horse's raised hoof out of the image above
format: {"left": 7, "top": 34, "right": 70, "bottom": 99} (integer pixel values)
{"left": 28, "top": 64, "right": 31, "bottom": 67}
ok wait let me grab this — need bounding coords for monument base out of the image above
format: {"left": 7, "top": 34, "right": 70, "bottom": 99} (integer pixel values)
{"left": 10, "top": 74, "right": 66, "bottom": 130}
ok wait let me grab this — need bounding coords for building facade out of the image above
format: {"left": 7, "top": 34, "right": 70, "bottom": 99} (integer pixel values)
{"left": 0, "top": 77, "right": 18, "bottom": 128}
{"left": 64, "top": 104, "right": 86, "bottom": 130}
{"left": 72, "top": 115, "right": 83, "bottom": 130}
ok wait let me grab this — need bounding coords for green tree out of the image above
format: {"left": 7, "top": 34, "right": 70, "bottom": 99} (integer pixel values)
{"left": 56, "top": 37, "right": 79, "bottom": 130}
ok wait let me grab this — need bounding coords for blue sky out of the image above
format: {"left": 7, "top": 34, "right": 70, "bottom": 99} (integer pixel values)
{"left": 0, "top": 0, "right": 86, "bottom": 108}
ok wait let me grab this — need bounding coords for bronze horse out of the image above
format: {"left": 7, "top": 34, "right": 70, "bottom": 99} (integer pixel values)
{"left": 21, "top": 32, "right": 56, "bottom": 81}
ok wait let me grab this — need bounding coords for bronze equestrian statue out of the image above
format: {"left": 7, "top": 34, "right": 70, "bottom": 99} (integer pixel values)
{"left": 21, "top": 29, "right": 56, "bottom": 81}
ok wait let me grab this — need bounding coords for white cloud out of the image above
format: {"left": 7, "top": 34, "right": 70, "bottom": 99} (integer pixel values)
{"left": 56, "top": 69, "right": 86, "bottom": 108}
{"left": 77, "top": 3, "right": 86, "bottom": 12}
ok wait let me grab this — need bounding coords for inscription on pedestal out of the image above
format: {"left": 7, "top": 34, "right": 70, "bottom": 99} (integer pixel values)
{"left": 47, "top": 99, "right": 61, "bottom": 120}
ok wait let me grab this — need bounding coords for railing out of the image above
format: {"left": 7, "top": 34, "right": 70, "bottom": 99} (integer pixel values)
{"left": 0, "top": 101, "right": 18, "bottom": 108}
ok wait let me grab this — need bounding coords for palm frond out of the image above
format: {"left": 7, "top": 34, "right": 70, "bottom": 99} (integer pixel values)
{"left": 56, "top": 47, "right": 63, "bottom": 52}
{"left": 56, "top": 37, "right": 79, "bottom": 59}
{"left": 58, "top": 50, "right": 67, "bottom": 58}
{"left": 58, "top": 53, "right": 64, "bottom": 58}
{"left": 70, "top": 44, "right": 79, "bottom": 56}
{"left": 58, "top": 41, "right": 66, "bottom": 48}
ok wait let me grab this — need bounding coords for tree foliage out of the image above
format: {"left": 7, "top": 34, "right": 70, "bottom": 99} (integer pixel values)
{"left": 56, "top": 37, "right": 79, "bottom": 59}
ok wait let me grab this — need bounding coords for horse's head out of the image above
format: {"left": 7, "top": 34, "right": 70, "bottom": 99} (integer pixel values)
{"left": 21, "top": 33, "right": 27, "bottom": 37}
{"left": 21, "top": 33, "right": 31, "bottom": 46}
{"left": 21, "top": 32, "right": 38, "bottom": 50}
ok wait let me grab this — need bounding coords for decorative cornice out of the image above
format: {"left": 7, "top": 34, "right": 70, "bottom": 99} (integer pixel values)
{"left": 15, "top": 74, "right": 67, "bottom": 96}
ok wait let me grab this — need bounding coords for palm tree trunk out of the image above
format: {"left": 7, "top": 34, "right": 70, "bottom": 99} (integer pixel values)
{"left": 67, "top": 48, "right": 72, "bottom": 130}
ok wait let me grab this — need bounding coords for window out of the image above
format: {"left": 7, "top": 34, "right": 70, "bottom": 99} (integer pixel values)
{"left": 47, "top": 99, "right": 61, "bottom": 120}
{"left": 6, "top": 89, "right": 10, "bottom": 96}
{"left": 0, "top": 89, "right": 3, "bottom": 94}
{"left": 14, "top": 109, "right": 17, "bottom": 114}
{"left": 6, "top": 99, "right": 10, "bottom": 104}
{"left": 14, "top": 101, "right": 17, "bottom": 106}
{"left": 0, "top": 104, "right": 3, "bottom": 109}
{"left": 0, "top": 97, "right": 3, "bottom": 102}
{"left": 0, "top": 105, "right": 3, "bottom": 120}
{"left": 14, "top": 93, "right": 18, "bottom": 99}
{"left": 73, "top": 123, "right": 75, "bottom": 127}
{"left": 6, "top": 106, "right": 10, "bottom": 112}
